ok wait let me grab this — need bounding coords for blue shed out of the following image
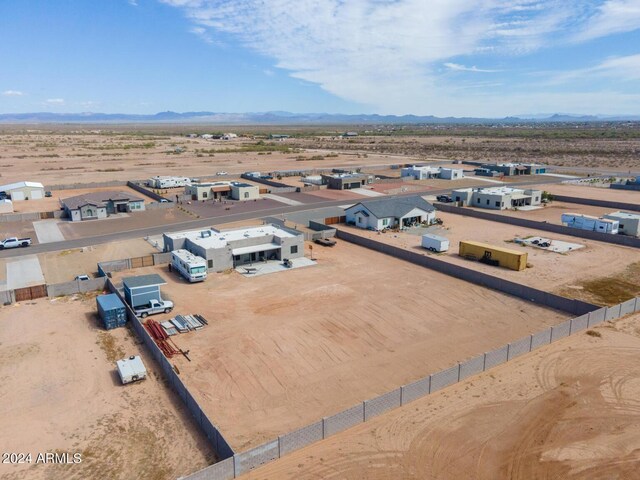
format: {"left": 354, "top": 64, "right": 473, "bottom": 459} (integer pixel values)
{"left": 97, "top": 293, "right": 127, "bottom": 330}
{"left": 122, "top": 274, "right": 167, "bottom": 309}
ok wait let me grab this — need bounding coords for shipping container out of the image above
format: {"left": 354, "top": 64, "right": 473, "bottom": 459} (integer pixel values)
{"left": 459, "top": 240, "right": 528, "bottom": 271}
{"left": 421, "top": 233, "right": 449, "bottom": 252}
{"left": 97, "top": 293, "right": 127, "bottom": 330}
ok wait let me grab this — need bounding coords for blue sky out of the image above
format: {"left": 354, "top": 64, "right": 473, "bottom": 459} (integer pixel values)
{"left": 1, "top": 0, "right": 639, "bottom": 117}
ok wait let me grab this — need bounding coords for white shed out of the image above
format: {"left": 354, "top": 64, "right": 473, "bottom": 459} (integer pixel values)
{"left": 116, "top": 355, "right": 147, "bottom": 384}
{"left": 0, "top": 181, "right": 45, "bottom": 201}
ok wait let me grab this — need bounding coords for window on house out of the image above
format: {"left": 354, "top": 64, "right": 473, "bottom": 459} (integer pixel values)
{"left": 208, "top": 260, "right": 213, "bottom": 268}
{"left": 244, "top": 192, "right": 249, "bottom": 198}
{"left": 477, "top": 198, "right": 480, "bottom": 203}
{"left": 357, "top": 217, "right": 362, "bottom": 223}
{"left": 383, "top": 218, "right": 389, "bottom": 226}
{"left": 495, "top": 201, "right": 500, "bottom": 207}
{"left": 486, "top": 199, "right": 490, "bottom": 205}
{"left": 620, "top": 224, "right": 625, "bottom": 229}
{"left": 291, "top": 245, "right": 298, "bottom": 254}
{"left": 203, "top": 192, "right": 207, "bottom": 198}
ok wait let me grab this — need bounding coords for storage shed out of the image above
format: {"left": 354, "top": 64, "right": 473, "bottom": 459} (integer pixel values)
{"left": 459, "top": 241, "right": 528, "bottom": 271}
{"left": 0, "top": 181, "right": 45, "bottom": 201}
{"left": 97, "top": 293, "right": 127, "bottom": 330}
{"left": 122, "top": 274, "right": 167, "bottom": 309}
{"left": 116, "top": 355, "right": 147, "bottom": 384}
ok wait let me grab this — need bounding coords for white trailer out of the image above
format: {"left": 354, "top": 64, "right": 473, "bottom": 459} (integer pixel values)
{"left": 116, "top": 355, "right": 147, "bottom": 384}
{"left": 421, "top": 233, "right": 449, "bottom": 252}
{"left": 171, "top": 249, "right": 208, "bottom": 282}
{"left": 561, "top": 213, "right": 619, "bottom": 234}
{"left": 148, "top": 176, "right": 191, "bottom": 189}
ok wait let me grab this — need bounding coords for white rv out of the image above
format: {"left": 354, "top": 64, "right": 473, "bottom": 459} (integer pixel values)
{"left": 171, "top": 249, "right": 208, "bottom": 282}
{"left": 148, "top": 176, "right": 191, "bottom": 189}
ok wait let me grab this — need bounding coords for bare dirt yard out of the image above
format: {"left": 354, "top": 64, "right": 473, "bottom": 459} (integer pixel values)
{"left": 57, "top": 208, "right": 193, "bottom": 240}
{"left": 339, "top": 215, "right": 640, "bottom": 306}
{"left": 112, "top": 241, "right": 568, "bottom": 452}
{"left": 485, "top": 201, "right": 613, "bottom": 224}
{"left": 537, "top": 182, "right": 640, "bottom": 204}
{"left": 241, "top": 312, "right": 640, "bottom": 480}
{"left": 0, "top": 294, "right": 214, "bottom": 480}
{"left": 38, "top": 238, "right": 156, "bottom": 283}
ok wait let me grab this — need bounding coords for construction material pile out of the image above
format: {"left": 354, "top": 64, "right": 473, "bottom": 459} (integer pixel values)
{"left": 144, "top": 319, "right": 180, "bottom": 358}
{"left": 161, "top": 314, "right": 208, "bottom": 336}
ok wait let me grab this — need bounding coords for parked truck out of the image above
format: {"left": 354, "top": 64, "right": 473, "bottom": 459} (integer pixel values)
{"left": 0, "top": 237, "right": 32, "bottom": 249}
{"left": 134, "top": 299, "right": 174, "bottom": 318}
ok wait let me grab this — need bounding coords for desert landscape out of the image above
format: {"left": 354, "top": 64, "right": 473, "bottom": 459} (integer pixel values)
{"left": 241, "top": 312, "right": 640, "bottom": 480}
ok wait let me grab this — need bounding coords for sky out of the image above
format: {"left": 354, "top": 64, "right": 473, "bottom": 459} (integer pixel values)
{"left": 1, "top": 0, "right": 639, "bottom": 117}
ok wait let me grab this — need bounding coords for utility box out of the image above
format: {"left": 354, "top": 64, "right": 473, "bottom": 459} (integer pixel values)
{"left": 96, "top": 293, "right": 127, "bottom": 330}
{"left": 421, "top": 233, "right": 449, "bottom": 252}
{"left": 459, "top": 240, "right": 528, "bottom": 271}
{"left": 116, "top": 355, "right": 147, "bottom": 385}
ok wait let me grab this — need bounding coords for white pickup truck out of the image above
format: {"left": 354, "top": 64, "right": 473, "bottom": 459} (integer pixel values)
{"left": 134, "top": 299, "right": 174, "bottom": 318}
{"left": 0, "top": 237, "right": 32, "bottom": 249}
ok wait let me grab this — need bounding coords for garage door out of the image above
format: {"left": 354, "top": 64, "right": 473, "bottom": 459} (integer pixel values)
{"left": 11, "top": 191, "right": 25, "bottom": 201}
{"left": 31, "top": 190, "right": 43, "bottom": 199}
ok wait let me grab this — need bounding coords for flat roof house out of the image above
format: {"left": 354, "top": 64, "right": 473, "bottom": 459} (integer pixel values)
{"left": 62, "top": 191, "right": 145, "bottom": 221}
{"left": 452, "top": 187, "right": 542, "bottom": 210}
{"left": 345, "top": 195, "right": 437, "bottom": 230}
{"left": 321, "top": 173, "right": 371, "bottom": 190}
{"left": 185, "top": 182, "right": 259, "bottom": 201}
{"left": 603, "top": 211, "right": 640, "bottom": 237}
{"left": 0, "top": 181, "right": 45, "bottom": 201}
{"left": 401, "top": 166, "right": 464, "bottom": 180}
{"left": 163, "top": 224, "right": 304, "bottom": 271}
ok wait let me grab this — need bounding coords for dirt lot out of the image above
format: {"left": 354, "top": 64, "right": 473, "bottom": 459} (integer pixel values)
{"left": 0, "top": 220, "right": 37, "bottom": 245}
{"left": 341, "top": 215, "right": 640, "bottom": 305}
{"left": 112, "top": 241, "right": 567, "bottom": 452}
{"left": 0, "top": 295, "right": 214, "bottom": 480}
{"left": 484, "top": 201, "right": 613, "bottom": 225}
{"left": 8, "top": 186, "right": 154, "bottom": 214}
{"left": 57, "top": 208, "right": 193, "bottom": 240}
{"left": 537, "top": 182, "right": 640, "bottom": 204}
{"left": 242, "top": 313, "right": 640, "bottom": 480}
{"left": 38, "top": 238, "right": 156, "bottom": 283}
{"left": 0, "top": 131, "right": 404, "bottom": 186}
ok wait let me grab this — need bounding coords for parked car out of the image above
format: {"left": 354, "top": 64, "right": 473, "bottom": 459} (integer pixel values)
{"left": 44, "top": 191, "right": 52, "bottom": 197}
{"left": 159, "top": 199, "right": 169, "bottom": 203}
{"left": 0, "top": 237, "right": 32, "bottom": 249}
{"left": 133, "top": 299, "right": 174, "bottom": 318}
{"left": 75, "top": 274, "right": 90, "bottom": 281}
{"left": 216, "top": 171, "right": 228, "bottom": 176}
{"left": 436, "top": 194, "right": 453, "bottom": 203}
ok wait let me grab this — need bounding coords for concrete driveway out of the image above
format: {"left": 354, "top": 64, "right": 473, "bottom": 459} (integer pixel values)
{"left": 6, "top": 255, "right": 45, "bottom": 289}
{"left": 33, "top": 220, "right": 65, "bottom": 243}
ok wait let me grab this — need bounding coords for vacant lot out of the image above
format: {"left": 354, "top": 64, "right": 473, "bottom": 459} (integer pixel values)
{"left": 486, "top": 201, "right": 612, "bottom": 225}
{"left": 38, "top": 238, "right": 156, "bottom": 283}
{"left": 340, "top": 214, "right": 640, "bottom": 303}
{"left": 0, "top": 295, "right": 213, "bottom": 480}
{"left": 242, "top": 313, "right": 640, "bottom": 480}
{"left": 113, "top": 241, "right": 567, "bottom": 452}
{"left": 539, "top": 182, "right": 640, "bottom": 204}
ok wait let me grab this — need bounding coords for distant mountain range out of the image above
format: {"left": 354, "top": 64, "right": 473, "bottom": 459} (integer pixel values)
{"left": 0, "top": 111, "right": 639, "bottom": 124}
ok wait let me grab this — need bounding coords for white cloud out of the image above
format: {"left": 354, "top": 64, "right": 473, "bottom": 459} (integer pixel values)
{"left": 45, "top": 98, "right": 65, "bottom": 105}
{"left": 573, "top": 0, "right": 640, "bottom": 41}
{"left": 160, "top": 0, "right": 640, "bottom": 115}
{"left": 444, "top": 63, "right": 501, "bottom": 73}
{"left": 2, "top": 90, "right": 24, "bottom": 96}
{"left": 543, "top": 53, "right": 640, "bottom": 84}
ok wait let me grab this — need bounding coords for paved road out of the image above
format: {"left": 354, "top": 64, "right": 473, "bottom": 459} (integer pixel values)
{"left": 0, "top": 176, "right": 566, "bottom": 260}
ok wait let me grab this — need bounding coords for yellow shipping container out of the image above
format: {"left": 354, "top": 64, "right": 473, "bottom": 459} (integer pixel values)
{"left": 459, "top": 240, "right": 528, "bottom": 271}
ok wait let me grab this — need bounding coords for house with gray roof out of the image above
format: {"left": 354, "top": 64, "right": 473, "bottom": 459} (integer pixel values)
{"left": 345, "top": 195, "right": 436, "bottom": 230}
{"left": 62, "top": 191, "right": 145, "bottom": 221}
